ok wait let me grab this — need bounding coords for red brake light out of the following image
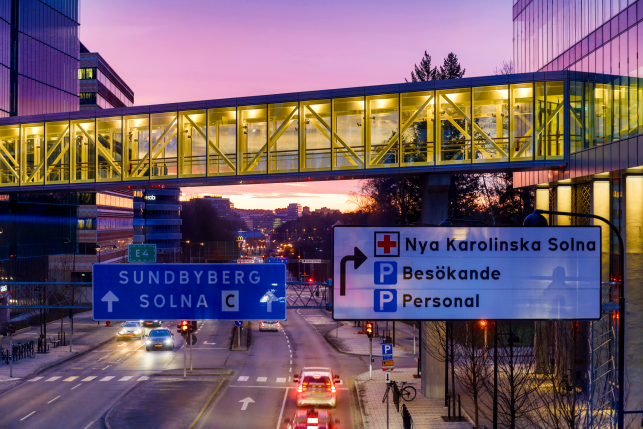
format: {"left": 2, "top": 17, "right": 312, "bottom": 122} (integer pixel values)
{"left": 261, "top": 322, "right": 265, "bottom": 327}
{"left": 276, "top": 322, "right": 280, "bottom": 327}
{"left": 297, "top": 384, "right": 302, "bottom": 392}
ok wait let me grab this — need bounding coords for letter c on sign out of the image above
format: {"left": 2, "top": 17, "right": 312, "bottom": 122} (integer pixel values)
{"left": 221, "top": 290, "right": 239, "bottom": 312}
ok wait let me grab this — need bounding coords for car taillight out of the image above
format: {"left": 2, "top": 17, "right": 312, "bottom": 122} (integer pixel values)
{"left": 326, "top": 383, "right": 336, "bottom": 393}
{"left": 276, "top": 322, "right": 280, "bottom": 327}
{"left": 297, "top": 384, "right": 302, "bottom": 392}
{"left": 307, "top": 417, "right": 318, "bottom": 424}
{"left": 298, "top": 383, "right": 308, "bottom": 392}
{"left": 261, "top": 322, "right": 265, "bottom": 327}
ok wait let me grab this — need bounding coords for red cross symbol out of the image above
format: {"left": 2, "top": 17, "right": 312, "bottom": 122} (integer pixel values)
{"left": 377, "top": 234, "right": 397, "bottom": 254}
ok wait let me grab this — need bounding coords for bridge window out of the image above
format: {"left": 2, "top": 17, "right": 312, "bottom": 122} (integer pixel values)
{"left": 300, "top": 99, "right": 331, "bottom": 172}
{"left": 0, "top": 124, "right": 19, "bottom": 186}
{"left": 333, "top": 97, "right": 364, "bottom": 170}
{"left": 179, "top": 110, "right": 207, "bottom": 178}
{"left": 510, "top": 83, "right": 534, "bottom": 161}
{"left": 238, "top": 105, "right": 267, "bottom": 175}
{"left": 437, "top": 87, "right": 471, "bottom": 165}
{"left": 400, "top": 91, "right": 434, "bottom": 167}
{"left": 473, "top": 85, "right": 509, "bottom": 164}
{"left": 207, "top": 107, "right": 236, "bottom": 176}
{"left": 20, "top": 123, "right": 45, "bottom": 185}
{"left": 71, "top": 118, "right": 96, "bottom": 183}
{"left": 123, "top": 114, "right": 150, "bottom": 181}
{"left": 268, "top": 102, "right": 299, "bottom": 174}
{"left": 366, "top": 94, "right": 399, "bottom": 169}
{"left": 97, "top": 116, "right": 123, "bottom": 182}
{"left": 535, "top": 81, "right": 564, "bottom": 160}
{"left": 45, "top": 121, "right": 71, "bottom": 184}
{"left": 151, "top": 112, "right": 178, "bottom": 179}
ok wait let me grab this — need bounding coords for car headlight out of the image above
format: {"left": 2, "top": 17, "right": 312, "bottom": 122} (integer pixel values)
{"left": 165, "top": 339, "right": 172, "bottom": 344}
{"left": 145, "top": 340, "right": 151, "bottom": 345}
{"left": 118, "top": 330, "right": 124, "bottom": 335}
{"left": 134, "top": 330, "right": 141, "bottom": 334}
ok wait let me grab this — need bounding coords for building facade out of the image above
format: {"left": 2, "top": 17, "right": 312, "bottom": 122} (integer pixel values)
{"left": 141, "top": 188, "right": 182, "bottom": 261}
{"left": 0, "top": 0, "right": 80, "bottom": 117}
{"left": 79, "top": 42, "right": 134, "bottom": 110}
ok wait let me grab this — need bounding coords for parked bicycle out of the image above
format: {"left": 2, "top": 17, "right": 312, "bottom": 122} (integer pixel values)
{"left": 398, "top": 381, "right": 417, "bottom": 401}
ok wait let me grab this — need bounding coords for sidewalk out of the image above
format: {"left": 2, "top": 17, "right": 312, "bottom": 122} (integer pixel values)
{"left": 324, "top": 321, "right": 417, "bottom": 357}
{"left": 0, "top": 311, "right": 121, "bottom": 388}
{"left": 355, "top": 368, "right": 472, "bottom": 429}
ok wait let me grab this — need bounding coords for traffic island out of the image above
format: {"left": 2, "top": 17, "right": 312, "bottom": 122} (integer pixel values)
{"left": 355, "top": 368, "right": 472, "bottom": 429}
{"left": 105, "top": 374, "right": 226, "bottom": 429}
{"left": 230, "top": 322, "right": 251, "bottom": 351}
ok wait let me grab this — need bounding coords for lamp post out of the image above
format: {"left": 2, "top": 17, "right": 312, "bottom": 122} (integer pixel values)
{"left": 96, "top": 244, "right": 117, "bottom": 264}
{"left": 524, "top": 209, "right": 626, "bottom": 429}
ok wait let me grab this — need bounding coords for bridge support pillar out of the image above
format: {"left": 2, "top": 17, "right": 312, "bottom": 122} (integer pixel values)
{"left": 419, "top": 174, "right": 450, "bottom": 399}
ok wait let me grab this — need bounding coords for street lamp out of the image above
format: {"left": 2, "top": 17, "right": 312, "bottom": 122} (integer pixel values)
{"left": 95, "top": 244, "right": 117, "bottom": 264}
{"left": 524, "top": 209, "right": 627, "bottom": 428}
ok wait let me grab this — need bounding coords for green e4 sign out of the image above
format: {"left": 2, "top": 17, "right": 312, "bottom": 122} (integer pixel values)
{"left": 128, "top": 244, "right": 157, "bottom": 263}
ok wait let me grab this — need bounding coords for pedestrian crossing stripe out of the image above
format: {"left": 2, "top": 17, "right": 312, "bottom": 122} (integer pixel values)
{"left": 28, "top": 377, "right": 43, "bottom": 382}
{"left": 45, "top": 376, "right": 61, "bottom": 382}
{"left": 81, "top": 376, "right": 97, "bottom": 382}
{"left": 100, "top": 376, "right": 115, "bottom": 381}
{"left": 63, "top": 376, "right": 78, "bottom": 382}
{"left": 119, "top": 376, "right": 133, "bottom": 381}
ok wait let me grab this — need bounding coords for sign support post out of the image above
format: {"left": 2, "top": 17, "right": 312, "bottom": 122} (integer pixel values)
{"left": 9, "top": 329, "right": 12, "bottom": 378}
{"left": 183, "top": 338, "right": 187, "bottom": 379}
{"left": 369, "top": 337, "right": 372, "bottom": 380}
{"left": 190, "top": 333, "right": 193, "bottom": 373}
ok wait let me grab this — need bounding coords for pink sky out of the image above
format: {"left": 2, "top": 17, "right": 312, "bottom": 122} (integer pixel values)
{"left": 80, "top": 0, "right": 512, "bottom": 211}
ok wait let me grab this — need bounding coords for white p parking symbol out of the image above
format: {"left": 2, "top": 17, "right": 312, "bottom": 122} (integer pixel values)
{"left": 379, "top": 290, "right": 394, "bottom": 311}
{"left": 379, "top": 263, "right": 395, "bottom": 283}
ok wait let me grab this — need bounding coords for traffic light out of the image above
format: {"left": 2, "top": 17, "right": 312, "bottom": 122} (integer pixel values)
{"left": 365, "top": 322, "right": 374, "bottom": 338}
{"left": 479, "top": 320, "right": 487, "bottom": 328}
{"left": 8, "top": 325, "right": 14, "bottom": 335}
{"left": 178, "top": 320, "right": 189, "bottom": 336}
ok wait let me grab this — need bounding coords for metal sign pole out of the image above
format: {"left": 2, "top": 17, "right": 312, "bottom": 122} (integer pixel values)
{"left": 183, "top": 336, "right": 187, "bottom": 379}
{"left": 9, "top": 331, "right": 12, "bottom": 378}
{"left": 189, "top": 333, "right": 193, "bottom": 373}
{"left": 369, "top": 336, "right": 373, "bottom": 380}
{"left": 238, "top": 325, "right": 241, "bottom": 348}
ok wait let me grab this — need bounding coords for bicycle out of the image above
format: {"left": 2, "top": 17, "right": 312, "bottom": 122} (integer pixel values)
{"left": 399, "top": 381, "right": 417, "bottom": 401}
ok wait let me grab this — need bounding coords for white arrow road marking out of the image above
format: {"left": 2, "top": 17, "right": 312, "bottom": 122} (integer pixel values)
{"left": 101, "top": 291, "right": 119, "bottom": 312}
{"left": 204, "top": 341, "right": 216, "bottom": 345}
{"left": 239, "top": 397, "right": 255, "bottom": 411}
{"left": 265, "top": 291, "right": 279, "bottom": 313}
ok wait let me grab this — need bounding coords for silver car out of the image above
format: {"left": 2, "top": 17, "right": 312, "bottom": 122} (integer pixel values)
{"left": 259, "top": 321, "right": 280, "bottom": 331}
{"left": 117, "top": 321, "right": 143, "bottom": 340}
{"left": 145, "top": 328, "right": 174, "bottom": 351}
{"left": 294, "top": 367, "right": 339, "bottom": 408}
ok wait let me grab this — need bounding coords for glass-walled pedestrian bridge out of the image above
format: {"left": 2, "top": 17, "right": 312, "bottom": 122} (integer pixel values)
{"left": 0, "top": 71, "right": 628, "bottom": 191}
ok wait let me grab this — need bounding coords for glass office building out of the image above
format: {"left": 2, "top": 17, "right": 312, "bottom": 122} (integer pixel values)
{"left": 0, "top": 0, "right": 79, "bottom": 117}
{"left": 79, "top": 42, "right": 134, "bottom": 110}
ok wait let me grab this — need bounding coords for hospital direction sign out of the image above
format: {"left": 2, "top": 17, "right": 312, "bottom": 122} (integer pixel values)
{"left": 332, "top": 226, "right": 601, "bottom": 321}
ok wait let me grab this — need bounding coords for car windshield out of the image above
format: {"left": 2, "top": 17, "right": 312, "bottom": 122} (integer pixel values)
{"left": 264, "top": 321, "right": 277, "bottom": 324}
{"left": 123, "top": 323, "right": 138, "bottom": 327}
{"left": 302, "top": 375, "right": 331, "bottom": 386}
{"left": 149, "top": 330, "right": 169, "bottom": 337}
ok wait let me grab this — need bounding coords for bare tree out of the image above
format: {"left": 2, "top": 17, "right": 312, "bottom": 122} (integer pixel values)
{"left": 494, "top": 60, "right": 514, "bottom": 75}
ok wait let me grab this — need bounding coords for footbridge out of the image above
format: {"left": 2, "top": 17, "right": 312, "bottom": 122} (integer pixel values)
{"left": 0, "top": 70, "right": 606, "bottom": 192}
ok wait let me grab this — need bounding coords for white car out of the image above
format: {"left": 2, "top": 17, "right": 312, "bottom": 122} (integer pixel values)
{"left": 117, "top": 321, "right": 143, "bottom": 340}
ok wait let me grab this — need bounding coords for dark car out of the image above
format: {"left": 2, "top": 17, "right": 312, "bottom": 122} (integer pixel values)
{"left": 284, "top": 408, "right": 339, "bottom": 429}
{"left": 144, "top": 328, "right": 174, "bottom": 351}
{"left": 140, "top": 320, "right": 162, "bottom": 328}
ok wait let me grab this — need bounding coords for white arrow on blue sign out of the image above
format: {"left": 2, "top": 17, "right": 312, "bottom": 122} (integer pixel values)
{"left": 235, "top": 321, "right": 243, "bottom": 327}
{"left": 92, "top": 264, "right": 286, "bottom": 321}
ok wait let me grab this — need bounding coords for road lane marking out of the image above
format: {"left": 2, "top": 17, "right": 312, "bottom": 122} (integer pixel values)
{"left": 28, "top": 377, "right": 43, "bottom": 382}
{"left": 99, "top": 376, "right": 115, "bottom": 381}
{"left": 276, "top": 378, "right": 286, "bottom": 382}
{"left": 102, "top": 365, "right": 111, "bottom": 370}
{"left": 20, "top": 411, "right": 36, "bottom": 421}
{"left": 238, "top": 376, "right": 249, "bottom": 381}
{"left": 81, "top": 376, "right": 97, "bottom": 382}
{"left": 276, "top": 388, "right": 290, "bottom": 429}
{"left": 45, "top": 376, "right": 61, "bottom": 382}
{"left": 47, "top": 396, "right": 61, "bottom": 404}
{"left": 289, "top": 367, "right": 292, "bottom": 372}
{"left": 118, "top": 376, "right": 133, "bottom": 381}
{"left": 63, "top": 376, "right": 78, "bottom": 382}
{"left": 257, "top": 377, "right": 267, "bottom": 382}
{"left": 71, "top": 384, "right": 82, "bottom": 390}
{"left": 137, "top": 376, "right": 149, "bottom": 381}
{"left": 117, "top": 343, "right": 126, "bottom": 347}
{"left": 290, "top": 360, "right": 292, "bottom": 365}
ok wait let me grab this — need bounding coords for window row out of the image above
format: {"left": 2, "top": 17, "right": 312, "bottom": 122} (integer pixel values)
{"left": 0, "top": 83, "right": 565, "bottom": 186}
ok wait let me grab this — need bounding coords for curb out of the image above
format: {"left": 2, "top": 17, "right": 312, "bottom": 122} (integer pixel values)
{"left": 189, "top": 379, "right": 226, "bottom": 429}
{"left": 354, "top": 380, "right": 368, "bottom": 429}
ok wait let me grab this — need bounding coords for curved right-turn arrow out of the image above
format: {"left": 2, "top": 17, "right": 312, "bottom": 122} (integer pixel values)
{"left": 340, "top": 247, "right": 367, "bottom": 296}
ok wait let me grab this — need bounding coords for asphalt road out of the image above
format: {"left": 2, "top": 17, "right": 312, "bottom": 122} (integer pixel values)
{"left": 0, "top": 308, "right": 371, "bottom": 429}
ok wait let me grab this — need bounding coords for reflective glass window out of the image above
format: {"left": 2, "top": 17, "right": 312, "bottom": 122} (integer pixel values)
{"left": 238, "top": 105, "right": 267, "bottom": 175}
{"left": 45, "top": 120, "right": 70, "bottom": 184}
{"left": 332, "top": 97, "right": 364, "bottom": 170}
{"left": 71, "top": 119, "right": 96, "bottom": 183}
{"left": 570, "top": 81, "right": 584, "bottom": 153}
{"left": 510, "top": 83, "right": 534, "bottom": 161}
{"left": 178, "top": 110, "right": 206, "bottom": 178}
{"left": 366, "top": 94, "right": 399, "bottom": 169}
{"left": 0, "top": 124, "right": 19, "bottom": 186}
{"left": 97, "top": 116, "right": 123, "bottom": 182}
{"left": 123, "top": 114, "right": 150, "bottom": 181}
{"left": 473, "top": 85, "right": 509, "bottom": 163}
{"left": 595, "top": 82, "right": 613, "bottom": 145}
{"left": 545, "top": 82, "right": 565, "bottom": 160}
{"left": 299, "top": 100, "right": 331, "bottom": 172}
{"left": 268, "top": 102, "right": 299, "bottom": 174}
{"left": 436, "top": 88, "right": 471, "bottom": 165}
{"left": 150, "top": 112, "right": 178, "bottom": 179}
{"left": 613, "top": 78, "right": 628, "bottom": 141}
{"left": 207, "top": 107, "right": 236, "bottom": 176}
{"left": 20, "top": 123, "right": 44, "bottom": 185}
{"left": 400, "top": 91, "right": 435, "bottom": 167}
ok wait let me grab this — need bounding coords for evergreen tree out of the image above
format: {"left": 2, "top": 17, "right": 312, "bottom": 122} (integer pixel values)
{"left": 407, "top": 51, "right": 438, "bottom": 82}
{"left": 437, "top": 52, "right": 466, "bottom": 80}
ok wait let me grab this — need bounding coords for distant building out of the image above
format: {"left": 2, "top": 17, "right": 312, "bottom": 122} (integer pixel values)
{"left": 142, "top": 189, "right": 182, "bottom": 262}
{"left": 314, "top": 207, "right": 341, "bottom": 215}
{"left": 302, "top": 206, "right": 311, "bottom": 215}
{"left": 287, "top": 203, "right": 303, "bottom": 219}
{"left": 203, "top": 196, "right": 233, "bottom": 217}
{"left": 0, "top": 0, "right": 80, "bottom": 117}
{"left": 78, "top": 42, "right": 134, "bottom": 110}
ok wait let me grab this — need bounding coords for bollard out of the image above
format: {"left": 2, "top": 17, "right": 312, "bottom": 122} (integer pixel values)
{"left": 447, "top": 394, "right": 451, "bottom": 420}
{"left": 458, "top": 394, "right": 462, "bottom": 420}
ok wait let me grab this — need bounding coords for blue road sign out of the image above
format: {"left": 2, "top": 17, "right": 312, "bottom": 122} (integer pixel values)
{"left": 93, "top": 264, "right": 286, "bottom": 321}
{"left": 382, "top": 354, "right": 393, "bottom": 361}
{"left": 267, "top": 257, "right": 288, "bottom": 264}
{"left": 382, "top": 344, "right": 393, "bottom": 355}
{"left": 235, "top": 321, "right": 243, "bottom": 327}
